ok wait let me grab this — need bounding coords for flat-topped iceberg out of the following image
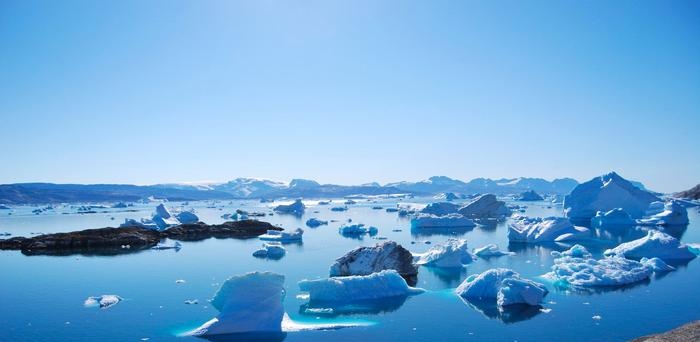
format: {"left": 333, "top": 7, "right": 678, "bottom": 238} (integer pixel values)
{"left": 473, "top": 244, "right": 514, "bottom": 258}
{"left": 603, "top": 230, "right": 696, "bottom": 261}
{"left": 259, "top": 228, "right": 304, "bottom": 242}
{"left": 518, "top": 190, "right": 544, "bottom": 201}
{"left": 636, "top": 201, "right": 689, "bottom": 226}
{"left": 458, "top": 194, "right": 511, "bottom": 219}
{"left": 591, "top": 208, "right": 635, "bottom": 227}
{"left": 84, "top": 294, "right": 123, "bottom": 309}
{"left": 188, "top": 272, "right": 285, "bottom": 335}
{"left": 298, "top": 270, "right": 424, "bottom": 303}
{"left": 339, "top": 224, "right": 378, "bottom": 236}
{"left": 305, "top": 218, "right": 328, "bottom": 228}
{"left": 508, "top": 216, "right": 589, "bottom": 243}
{"left": 547, "top": 245, "right": 652, "bottom": 287}
{"left": 456, "top": 268, "right": 548, "bottom": 307}
{"left": 274, "top": 199, "right": 305, "bottom": 215}
{"left": 411, "top": 213, "right": 475, "bottom": 228}
{"left": 329, "top": 241, "right": 418, "bottom": 280}
{"left": 420, "top": 202, "right": 460, "bottom": 216}
{"left": 564, "top": 172, "right": 660, "bottom": 223}
{"left": 414, "top": 238, "right": 474, "bottom": 267}
{"left": 253, "top": 242, "right": 286, "bottom": 259}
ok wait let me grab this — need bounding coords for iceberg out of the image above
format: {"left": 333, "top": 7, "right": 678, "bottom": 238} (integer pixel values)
{"left": 84, "top": 295, "right": 123, "bottom": 309}
{"left": 155, "top": 203, "right": 172, "bottom": 219}
{"left": 434, "top": 192, "right": 460, "bottom": 201}
{"left": 640, "top": 257, "right": 675, "bottom": 272}
{"left": 152, "top": 241, "right": 182, "bottom": 250}
{"left": 563, "top": 172, "right": 661, "bottom": 223}
{"left": 338, "top": 224, "right": 378, "bottom": 236}
{"left": 636, "top": 200, "right": 689, "bottom": 226}
{"left": 518, "top": 190, "right": 544, "bottom": 201}
{"left": 259, "top": 228, "right": 304, "bottom": 242}
{"left": 175, "top": 211, "right": 199, "bottom": 224}
{"left": 458, "top": 194, "right": 511, "bottom": 219}
{"left": 456, "top": 268, "right": 548, "bottom": 307}
{"left": 330, "top": 206, "right": 348, "bottom": 212}
{"left": 590, "top": 208, "right": 635, "bottom": 227}
{"left": 298, "top": 270, "right": 424, "bottom": 303}
{"left": 508, "top": 216, "right": 589, "bottom": 243}
{"left": 188, "top": 272, "right": 285, "bottom": 335}
{"left": 547, "top": 245, "right": 652, "bottom": 287}
{"left": 410, "top": 213, "right": 476, "bottom": 228}
{"left": 120, "top": 218, "right": 159, "bottom": 230}
{"left": 603, "top": 230, "right": 696, "bottom": 261}
{"left": 252, "top": 242, "right": 286, "bottom": 259}
{"left": 329, "top": 241, "right": 418, "bottom": 280}
{"left": 473, "top": 244, "right": 514, "bottom": 258}
{"left": 414, "top": 238, "right": 475, "bottom": 267}
{"left": 305, "top": 218, "right": 328, "bottom": 228}
{"left": 420, "top": 202, "right": 460, "bottom": 216}
{"left": 273, "top": 200, "right": 305, "bottom": 216}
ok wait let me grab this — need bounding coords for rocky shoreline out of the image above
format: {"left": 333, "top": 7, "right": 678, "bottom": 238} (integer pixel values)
{"left": 0, "top": 220, "right": 282, "bottom": 256}
{"left": 631, "top": 320, "right": 700, "bottom": 342}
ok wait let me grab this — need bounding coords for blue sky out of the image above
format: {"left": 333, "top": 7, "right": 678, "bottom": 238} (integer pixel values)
{"left": 1, "top": 1, "right": 698, "bottom": 192}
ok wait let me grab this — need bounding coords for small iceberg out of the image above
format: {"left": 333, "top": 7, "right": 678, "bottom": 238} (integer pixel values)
{"left": 152, "top": 241, "right": 182, "bottom": 251}
{"left": 410, "top": 214, "right": 475, "bottom": 228}
{"left": 84, "top": 295, "right": 123, "bottom": 309}
{"left": 330, "top": 206, "right": 348, "bottom": 212}
{"left": 176, "top": 211, "right": 199, "bottom": 224}
{"left": 434, "top": 192, "right": 460, "bottom": 201}
{"left": 305, "top": 218, "right": 328, "bottom": 228}
{"left": 636, "top": 200, "right": 689, "bottom": 226}
{"left": 413, "top": 238, "right": 475, "bottom": 268}
{"left": 473, "top": 244, "right": 514, "bottom": 258}
{"left": 298, "top": 270, "right": 424, "bottom": 303}
{"left": 259, "top": 228, "right": 304, "bottom": 243}
{"left": 603, "top": 230, "right": 696, "bottom": 262}
{"left": 420, "top": 202, "right": 460, "bottom": 216}
{"left": 273, "top": 200, "right": 305, "bottom": 216}
{"left": 590, "top": 208, "right": 635, "bottom": 228}
{"left": 640, "top": 257, "right": 675, "bottom": 272}
{"left": 456, "top": 268, "right": 548, "bottom": 307}
{"left": 338, "top": 224, "right": 378, "bottom": 236}
{"left": 518, "top": 190, "right": 544, "bottom": 201}
{"left": 508, "top": 216, "right": 589, "bottom": 243}
{"left": 458, "top": 194, "right": 511, "bottom": 219}
{"left": 330, "top": 241, "right": 418, "bottom": 281}
{"left": 252, "top": 242, "right": 286, "bottom": 259}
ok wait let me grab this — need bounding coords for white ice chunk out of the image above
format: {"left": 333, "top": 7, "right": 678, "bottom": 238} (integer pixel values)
{"left": 547, "top": 245, "right": 652, "bottom": 287}
{"left": 298, "top": 270, "right": 424, "bottom": 302}
{"left": 508, "top": 216, "right": 589, "bottom": 243}
{"left": 339, "top": 224, "right": 378, "bottom": 236}
{"left": 274, "top": 199, "right": 306, "bottom": 215}
{"left": 604, "top": 230, "right": 696, "bottom": 261}
{"left": 455, "top": 268, "right": 547, "bottom": 307}
{"left": 253, "top": 242, "right": 286, "bottom": 259}
{"left": 636, "top": 200, "right": 689, "bottom": 226}
{"left": 473, "top": 244, "right": 514, "bottom": 258}
{"left": 420, "top": 202, "right": 460, "bottom": 216}
{"left": 84, "top": 295, "right": 122, "bottom": 309}
{"left": 414, "top": 238, "right": 474, "bottom": 267}
{"left": 458, "top": 194, "right": 511, "bottom": 219}
{"left": 640, "top": 257, "right": 675, "bottom": 272}
{"left": 259, "top": 228, "right": 304, "bottom": 242}
{"left": 590, "top": 208, "right": 635, "bottom": 227}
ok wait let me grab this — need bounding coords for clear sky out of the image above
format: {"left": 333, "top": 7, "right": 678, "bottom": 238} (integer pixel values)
{"left": 1, "top": 1, "right": 699, "bottom": 192}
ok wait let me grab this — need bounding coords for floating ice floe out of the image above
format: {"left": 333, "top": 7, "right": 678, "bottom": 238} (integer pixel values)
{"left": 603, "top": 230, "right": 696, "bottom": 262}
{"left": 329, "top": 241, "right": 418, "bottom": 280}
{"left": 457, "top": 194, "right": 511, "bottom": 219}
{"left": 413, "top": 238, "right": 474, "bottom": 267}
{"left": 252, "top": 242, "right": 286, "bottom": 259}
{"left": 456, "top": 268, "right": 548, "bottom": 307}
{"left": 330, "top": 206, "right": 348, "bottom": 212}
{"left": 260, "top": 228, "right": 304, "bottom": 242}
{"left": 338, "top": 224, "right": 378, "bottom": 236}
{"left": 410, "top": 214, "right": 475, "bottom": 228}
{"left": 420, "top": 202, "right": 460, "bottom": 216}
{"left": 508, "top": 216, "right": 589, "bottom": 243}
{"left": 546, "top": 245, "right": 652, "bottom": 287}
{"left": 298, "top": 270, "right": 424, "bottom": 303}
{"left": 84, "top": 295, "right": 123, "bottom": 309}
{"left": 590, "top": 208, "right": 635, "bottom": 228}
{"left": 273, "top": 199, "right": 305, "bottom": 216}
{"left": 152, "top": 241, "right": 182, "bottom": 250}
{"left": 473, "top": 244, "right": 515, "bottom": 258}
{"left": 640, "top": 257, "right": 675, "bottom": 272}
{"left": 518, "top": 190, "right": 544, "bottom": 201}
{"left": 305, "top": 218, "right": 328, "bottom": 228}
{"left": 563, "top": 172, "right": 660, "bottom": 223}
{"left": 636, "top": 200, "right": 689, "bottom": 226}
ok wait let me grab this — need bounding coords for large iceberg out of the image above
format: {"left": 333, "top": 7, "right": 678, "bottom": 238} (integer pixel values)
{"left": 518, "top": 190, "right": 544, "bottom": 201}
{"left": 636, "top": 200, "right": 689, "bottom": 226}
{"left": 473, "top": 244, "right": 514, "bottom": 258}
{"left": 259, "top": 228, "right": 304, "bottom": 242}
{"left": 420, "top": 202, "right": 460, "bottom": 216}
{"left": 456, "top": 268, "right": 548, "bottom": 307}
{"left": 329, "top": 241, "right": 418, "bottom": 281}
{"left": 457, "top": 194, "right": 511, "bottom": 219}
{"left": 564, "top": 172, "right": 660, "bottom": 223}
{"left": 590, "top": 208, "right": 635, "bottom": 227}
{"left": 273, "top": 199, "right": 305, "bottom": 216}
{"left": 508, "top": 216, "right": 589, "bottom": 243}
{"left": 603, "top": 230, "right": 696, "bottom": 261}
{"left": 410, "top": 214, "right": 475, "bottom": 228}
{"left": 413, "top": 238, "right": 475, "bottom": 267}
{"left": 188, "top": 272, "right": 285, "bottom": 335}
{"left": 298, "top": 270, "right": 424, "bottom": 303}
{"left": 547, "top": 245, "right": 652, "bottom": 287}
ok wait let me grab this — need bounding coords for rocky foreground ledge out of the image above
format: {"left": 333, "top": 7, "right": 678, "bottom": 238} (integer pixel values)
{"left": 0, "top": 220, "right": 282, "bottom": 256}
{"left": 632, "top": 321, "right": 700, "bottom": 342}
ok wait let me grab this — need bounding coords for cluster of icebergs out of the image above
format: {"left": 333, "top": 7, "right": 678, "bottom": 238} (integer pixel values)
{"left": 408, "top": 194, "right": 512, "bottom": 229}
{"left": 120, "top": 204, "right": 199, "bottom": 231}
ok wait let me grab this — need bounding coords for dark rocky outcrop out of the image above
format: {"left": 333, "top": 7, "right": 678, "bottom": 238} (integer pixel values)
{"left": 674, "top": 184, "right": 700, "bottom": 200}
{"left": 0, "top": 220, "right": 282, "bottom": 256}
{"left": 632, "top": 320, "right": 700, "bottom": 342}
{"left": 329, "top": 241, "right": 418, "bottom": 285}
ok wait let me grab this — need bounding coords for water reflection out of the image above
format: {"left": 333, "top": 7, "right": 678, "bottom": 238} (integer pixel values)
{"left": 299, "top": 295, "right": 411, "bottom": 317}
{"left": 199, "top": 332, "right": 287, "bottom": 342}
{"left": 410, "top": 226, "right": 474, "bottom": 237}
{"left": 460, "top": 298, "right": 543, "bottom": 324}
{"left": 549, "top": 277, "right": 652, "bottom": 295}
{"left": 420, "top": 266, "right": 467, "bottom": 287}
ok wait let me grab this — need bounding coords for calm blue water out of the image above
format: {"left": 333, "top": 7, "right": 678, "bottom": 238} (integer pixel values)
{"left": 1, "top": 199, "right": 699, "bottom": 342}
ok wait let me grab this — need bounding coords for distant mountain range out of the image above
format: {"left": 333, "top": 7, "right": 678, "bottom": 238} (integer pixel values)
{"left": 0, "top": 175, "right": 647, "bottom": 204}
